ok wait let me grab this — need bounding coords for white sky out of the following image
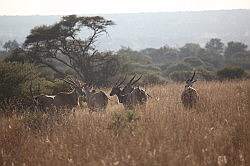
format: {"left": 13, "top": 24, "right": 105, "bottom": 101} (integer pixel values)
{"left": 1, "top": 0, "right": 250, "bottom": 15}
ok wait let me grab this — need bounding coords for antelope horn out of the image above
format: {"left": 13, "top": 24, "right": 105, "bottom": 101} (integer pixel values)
{"left": 131, "top": 75, "right": 142, "bottom": 85}
{"left": 190, "top": 71, "right": 196, "bottom": 82}
{"left": 117, "top": 74, "right": 127, "bottom": 87}
{"left": 128, "top": 74, "right": 137, "bottom": 84}
{"left": 63, "top": 77, "right": 77, "bottom": 88}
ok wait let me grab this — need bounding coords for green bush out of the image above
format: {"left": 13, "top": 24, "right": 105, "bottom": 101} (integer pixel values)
{"left": 0, "top": 61, "right": 56, "bottom": 102}
{"left": 217, "top": 67, "right": 246, "bottom": 80}
{"left": 163, "top": 63, "right": 192, "bottom": 77}
{"left": 51, "top": 79, "right": 71, "bottom": 94}
{"left": 142, "top": 74, "right": 166, "bottom": 85}
{"left": 198, "top": 69, "right": 216, "bottom": 81}
{"left": 169, "top": 71, "right": 192, "bottom": 82}
{"left": 183, "top": 57, "right": 204, "bottom": 67}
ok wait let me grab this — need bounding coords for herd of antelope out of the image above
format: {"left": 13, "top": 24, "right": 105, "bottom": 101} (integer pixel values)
{"left": 34, "top": 72, "right": 199, "bottom": 111}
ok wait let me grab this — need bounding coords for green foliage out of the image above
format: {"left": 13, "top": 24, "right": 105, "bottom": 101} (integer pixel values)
{"left": 0, "top": 62, "right": 38, "bottom": 100}
{"left": 225, "top": 41, "right": 248, "bottom": 59}
{"left": 4, "top": 48, "right": 32, "bottom": 64}
{"left": 51, "top": 79, "right": 71, "bottom": 94}
{"left": 163, "top": 63, "right": 192, "bottom": 77}
{"left": 23, "top": 15, "right": 117, "bottom": 85}
{"left": 183, "top": 57, "right": 204, "bottom": 67}
{"left": 116, "top": 47, "right": 152, "bottom": 65}
{"left": 141, "top": 46, "right": 179, "bottom": 64}
{"left": 142, "top": 74, "right": 166, "bottom": 85}
{"left": 169, "top": 71, "right": 192, "bottom": 82}
{"left": 198, "top": 69, "right": 216, "bottom": 81}
{"left": 205, "top": 38, "right": 224, "bottom": 55}
{"left": 3, "top": 40, "right": 19, "bottom": 51}
{"left": 0, "top": 61, "right": 60, "bottom": 102}
{"left": 179, "top": 43, "right": 204, "bottom": 58}
{"left": 217, "top": 67, "right": 246, "bottom": 80}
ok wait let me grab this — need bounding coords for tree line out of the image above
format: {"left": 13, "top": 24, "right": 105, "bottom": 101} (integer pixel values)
{"left": 0, "top": 14, "right": 249, "bottom": 102}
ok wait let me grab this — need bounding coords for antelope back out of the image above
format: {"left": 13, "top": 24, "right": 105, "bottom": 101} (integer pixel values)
{"left": 53, "top": 89, "right": 79, "bottom": 108}
{"left": 87, "top": 91, "right": 108, "bottom": 111}
{"left": 181, "top": 86, "right": 198, "bottom": 108}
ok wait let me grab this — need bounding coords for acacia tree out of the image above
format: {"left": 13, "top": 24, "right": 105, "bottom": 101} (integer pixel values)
{"left": 225, "top": 41, "right": 248, "bottom": 59}
{"left": 205, "top": 38, "right": 224, "bottom": 55}
{"left": 3, "top": 40, "right": 20, "bottom": 51}
{"left": 24, "top": 15, "right": 118, "bottom": 85}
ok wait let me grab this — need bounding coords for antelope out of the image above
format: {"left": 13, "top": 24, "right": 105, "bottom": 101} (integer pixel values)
{"left": 110, "top": 76, "right": 147, "bottom": 110}
{"left": 34, "top": 94, "right": 55, "bottom": 110}
{"left": 122, "top": 74, "right": 142, "bottom": 95}
{"left": 181, "top": 71, "right": 199, "bottom": 108}
{"left": 29, "top": 81, "right": 54, "bottom": 110}
{"left": 81, "top": 84, "right": 108, "bottom": 111}
{"left": 53, "top": 78, "right": 85, "bottom": 109}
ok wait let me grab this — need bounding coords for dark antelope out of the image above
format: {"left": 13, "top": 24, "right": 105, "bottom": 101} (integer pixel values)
{"left": 110, "top": 75, "right": 147, "bottom": 110}
{"left": 34, "top": 94, "right": 55, "bottom": 110}
{"left": 181, "top": 71, "right": 199, "bottom": 108}
{"left": 82, "top": 84, "right": 108, "bottom": 111}
{"left": 122, "top": 74, "right": 142, "bottom": 94}
{"left": 53, "top": 78, "right": 85, "bottom": 109}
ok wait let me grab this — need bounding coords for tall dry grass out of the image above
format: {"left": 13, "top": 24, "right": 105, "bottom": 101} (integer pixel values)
{"left": 0, "top": 81, "right": 249, "bottom": 166}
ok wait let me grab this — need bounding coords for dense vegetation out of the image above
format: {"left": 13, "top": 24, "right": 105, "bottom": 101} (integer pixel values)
{"left": 0, "top": 14, "right": 249, "bottom": 101}
{"left": 0, "top": 81, "right": 249, "bottom": 165}
{"left": 0, "top": 13, "right": 249, "bottom": 166}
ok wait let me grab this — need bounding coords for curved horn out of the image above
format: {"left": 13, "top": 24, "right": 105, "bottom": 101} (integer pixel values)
{"left": 63, "top": 77, "right": 82, "bottom": 89}
{"left": 63, "top": 79, "right": 75, "bottom": 87}
{"left": 190, "top": 71, "right": 196, "bottom": 81}
{"left": 114, "top": 77, "right": 122, "bottom": 86}
{"left": 128, "top": 74, "right": 137, "bottom": 84}
{"left": 131, "top": 75, "right": 142, "bottom": 85}
{"left": 117, "top": 74, "right": 127, "bottom": 87}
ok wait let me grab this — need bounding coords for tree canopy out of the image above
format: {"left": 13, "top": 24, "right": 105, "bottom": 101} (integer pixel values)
{"left": 23, "top": 15, "right": 118, "bottom": 85}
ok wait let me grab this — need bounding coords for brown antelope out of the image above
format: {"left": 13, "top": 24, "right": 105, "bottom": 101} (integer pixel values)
{"left": 34, "top": 94, "right": 55, "bottom": 110}
{"left": 110, "top": 76, "right": 147, "bottom": 110}
{"left": 122, "top": 74, "right": 142, "bottom": 95}
{"left": 82, "top": 84, "right": 108, "bottom": 111}
{"left": 29, "top": 81, "right": 54, "bottom": 110}
{"left": 53, "top": 78, "right": 85, "bottom": 109}
{"left": 181, "top": 71, "right": 199, "bottom": 108}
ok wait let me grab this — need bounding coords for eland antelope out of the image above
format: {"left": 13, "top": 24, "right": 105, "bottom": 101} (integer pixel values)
{"left": 122, "top": 74, "right": 142, "bottom": 95}
{"left": 82, "top": 84, "right": 108, "bottom": 111}
{"left": 34, "top": 94, "right": 55, "bottom": 110}
{"left": 181, "top": 71, "right": 199, "bottom": 108}
{"left": 110, "top": 76, "right": 147, "bottom": 110}
{"left": 53, "top": 78, "right": 85, "bottom": 109}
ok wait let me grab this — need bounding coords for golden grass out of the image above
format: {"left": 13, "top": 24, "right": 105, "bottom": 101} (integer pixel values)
{"left": 0, "top": 81, "right": 249, "bottom": 166}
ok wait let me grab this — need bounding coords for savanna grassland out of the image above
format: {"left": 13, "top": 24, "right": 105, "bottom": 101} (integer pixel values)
{"left": 0, "top": 81, "right": 249, "bottom": 166}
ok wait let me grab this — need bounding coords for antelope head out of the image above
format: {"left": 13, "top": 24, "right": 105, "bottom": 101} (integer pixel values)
{"left": 63, "top": 77, "right": 85, "bottom": 97}
{"left": 110, "top": 75, "right": 127, "bottom": 98}
{"left": 185, "top": 71, "right": 197, "bottom": 88}
{"left": 122, "top": 74, "right": 142, "bottom": 94}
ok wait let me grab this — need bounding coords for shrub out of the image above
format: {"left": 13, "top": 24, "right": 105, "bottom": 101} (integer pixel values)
{"left": 142, "top": 74, "right": 166, "bottom": 85}
{"left": 0, "top": 62, "right": 56, "bottom": 102}
{"left": 198, "top": 69, "right": 216, "bottom": 81}
{"left": 51, "top": 79, "right": 71, "bottom": 94}
{"left": 169, "top": 71, "right": 192, "bottom": 82}
{"left": 163, "top": 63, "right": 192, "bottom": 77}
{"left": 183, "top": 57, "right": 204, "bottom": 67}
{"left": 217, "top": 67, "right": 246, "bottom": 80}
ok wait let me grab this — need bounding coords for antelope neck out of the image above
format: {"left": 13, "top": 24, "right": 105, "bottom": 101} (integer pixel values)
{"left": 116, "top": 88, "right": 125, "bottom": 103}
